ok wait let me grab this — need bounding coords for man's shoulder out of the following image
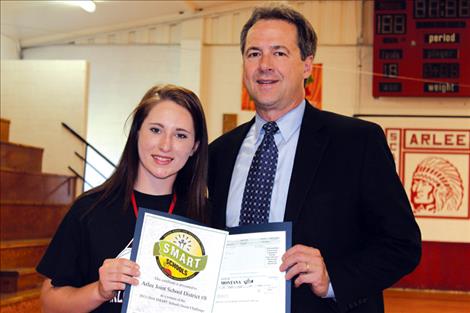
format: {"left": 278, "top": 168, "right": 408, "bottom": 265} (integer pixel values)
{"left": 209, "top": 119, "right": 254, "bottom": 150}
{"left": 309, "top": 106, "right": 382, "bottom": 135}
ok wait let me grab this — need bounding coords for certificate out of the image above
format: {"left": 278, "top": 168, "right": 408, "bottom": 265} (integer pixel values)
{"left": 214, "top": 223, "right": 292, "bottom": 313}
{"left": 121, "top": 209, "right": 228, "bottom": 313}
{"left": 121, "top": 209, "right": 291, "bottom": 313}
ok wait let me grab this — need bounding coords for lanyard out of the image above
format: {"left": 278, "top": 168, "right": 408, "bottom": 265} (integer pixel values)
{"left": 131, "top": 192, "right": 177, "bottom": 218}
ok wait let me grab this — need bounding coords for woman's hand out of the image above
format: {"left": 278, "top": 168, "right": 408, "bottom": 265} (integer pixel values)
{"left": 97, "top": 258, "right": 140, "bottom": 300}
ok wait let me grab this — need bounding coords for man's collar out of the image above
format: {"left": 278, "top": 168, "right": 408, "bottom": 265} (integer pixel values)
{"left": 254, "top": 100, "right": 306, "bottom": 143}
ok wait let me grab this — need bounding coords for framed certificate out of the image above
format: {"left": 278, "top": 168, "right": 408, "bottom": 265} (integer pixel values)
{"left": 121, "top": 208, "right": 291, "bottom": 313}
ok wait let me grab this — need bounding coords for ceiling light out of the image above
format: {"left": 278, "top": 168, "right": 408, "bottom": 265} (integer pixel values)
{"left": 61, "top": 1, "right": 96, "bottom": 13}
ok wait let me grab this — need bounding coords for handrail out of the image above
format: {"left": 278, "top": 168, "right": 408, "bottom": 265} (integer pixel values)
{"left": 68, "top": 166, "right": 93, "bottom": 189}
{"left": 74, "top": 151, "right": 107, "bottom": 180}
{"left": 62, "top": 122, "right": 116, "bottom": 168}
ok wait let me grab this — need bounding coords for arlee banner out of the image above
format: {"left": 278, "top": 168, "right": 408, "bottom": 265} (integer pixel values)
{"left": 357, "top": 115, "right": 470, "bottom": 243}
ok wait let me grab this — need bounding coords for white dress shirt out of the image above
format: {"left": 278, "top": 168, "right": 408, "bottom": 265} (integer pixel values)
{"left": 226, "top": 101, "right": 305, "bottom": 227}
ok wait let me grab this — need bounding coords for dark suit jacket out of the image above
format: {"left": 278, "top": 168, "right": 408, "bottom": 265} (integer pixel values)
{"left": 208, "top": 103, "right": 421, "bottom": 313}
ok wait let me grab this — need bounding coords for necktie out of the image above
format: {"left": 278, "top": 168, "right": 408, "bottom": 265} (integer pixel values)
{"left": 239, "top": 121, "right": 279, "bottom": 225}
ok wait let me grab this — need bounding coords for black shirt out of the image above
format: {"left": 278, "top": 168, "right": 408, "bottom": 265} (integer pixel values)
{"left": 37, "top": 190, "right": 187, "bottom": 313}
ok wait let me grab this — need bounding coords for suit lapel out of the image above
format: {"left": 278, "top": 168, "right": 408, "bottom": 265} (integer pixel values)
{"left": 284, "top": 104, "right": 329, "bottom": 222}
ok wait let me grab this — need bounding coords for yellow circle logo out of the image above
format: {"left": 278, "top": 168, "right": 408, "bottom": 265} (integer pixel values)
{"left": 153, "top": 229, "right": 207, "bottom": 281}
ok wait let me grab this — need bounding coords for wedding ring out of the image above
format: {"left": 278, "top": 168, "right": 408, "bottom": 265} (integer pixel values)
{"left": 305, "top": 262, "right": 310, "bottom": 272}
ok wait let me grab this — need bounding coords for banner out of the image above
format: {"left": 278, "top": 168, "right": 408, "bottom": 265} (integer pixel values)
{"left": 357, "top": 115, "right": 470, "bottom": 243}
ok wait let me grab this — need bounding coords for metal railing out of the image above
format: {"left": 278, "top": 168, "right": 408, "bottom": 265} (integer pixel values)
{"left": 62, "top": 122, "right": 116, "bottom": 190}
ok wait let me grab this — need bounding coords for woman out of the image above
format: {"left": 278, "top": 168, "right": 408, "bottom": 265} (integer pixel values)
{"left": 37, "top": 84, "right": 209, "bottom": 313}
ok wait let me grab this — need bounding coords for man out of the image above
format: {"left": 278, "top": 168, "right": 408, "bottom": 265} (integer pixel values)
{"left": 208, "top": 4, "right": 421, "bottom": 313}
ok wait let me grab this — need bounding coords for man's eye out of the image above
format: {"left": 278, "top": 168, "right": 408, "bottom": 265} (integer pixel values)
{"left": 176, "top": 133, "right": 188, "bottom": 139}
{"left": 247, "top": 52, "right": 260, "bottom": 58}
{"left": 150, "top": 127, "right": 161, "bottom": 133}
{"left": 274, "top": 51, "right": 287, "bottom": 56}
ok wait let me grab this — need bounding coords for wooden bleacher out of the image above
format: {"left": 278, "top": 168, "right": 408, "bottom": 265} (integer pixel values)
{"left": 0, "top": 117, "right": 76, "bottom": 313}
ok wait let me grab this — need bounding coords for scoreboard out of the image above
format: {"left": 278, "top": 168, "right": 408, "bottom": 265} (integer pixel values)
{"left": 373, "top": 0, "right": 470, "bottom": 97}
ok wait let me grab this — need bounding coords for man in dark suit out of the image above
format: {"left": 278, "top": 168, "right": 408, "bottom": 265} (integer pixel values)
{"left": 208, "top": 4, "right": 421, "bottom": 313}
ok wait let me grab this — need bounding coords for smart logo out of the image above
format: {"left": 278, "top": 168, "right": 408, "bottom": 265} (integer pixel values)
{"left": 153, "top": 229, "right": 207, "bottom": 281}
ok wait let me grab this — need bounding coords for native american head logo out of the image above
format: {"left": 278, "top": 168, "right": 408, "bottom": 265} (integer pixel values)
{"left": 410, "top": 156, "right": 464, "bottom": 214}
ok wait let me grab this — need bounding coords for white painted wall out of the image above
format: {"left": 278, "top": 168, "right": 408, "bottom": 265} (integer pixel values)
{"left": 1, "top": 34, "right": 20, "bottom": 59}
{"left": 0, "top": 60, "right": 87, "bottom": 193}
{"left": 22, "top": 45, "right": 180, "bottom": 188}
{"left": 202, "top": 45, "right": 247, "bottom": 142}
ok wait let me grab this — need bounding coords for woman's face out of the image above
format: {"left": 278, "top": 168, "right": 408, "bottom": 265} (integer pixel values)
{"left": 136, "top": 100, "right": 198, "bottom": 192}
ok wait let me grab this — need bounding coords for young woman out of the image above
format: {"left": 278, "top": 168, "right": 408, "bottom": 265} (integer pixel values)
{"left": 37, "top": 84, "right": 209, "bottom": 313}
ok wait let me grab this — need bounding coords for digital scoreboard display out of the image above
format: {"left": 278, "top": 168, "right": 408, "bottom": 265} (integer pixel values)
{"left": 373, "top": 0, "right": 470, "bottom": 97}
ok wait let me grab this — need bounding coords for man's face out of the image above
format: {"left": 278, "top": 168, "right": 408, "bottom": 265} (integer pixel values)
{"left": 243, "top": 19, "right": 313, "bottom": 120}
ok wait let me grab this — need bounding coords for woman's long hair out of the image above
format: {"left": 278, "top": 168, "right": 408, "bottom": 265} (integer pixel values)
{"left": 82, "top": 84, "right": 209, "bottom": 223}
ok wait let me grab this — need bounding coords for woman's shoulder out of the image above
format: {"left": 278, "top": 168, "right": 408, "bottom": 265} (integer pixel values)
{"left": 71, "top": 191, "right": 104, "bottom": 211}
{"left": 68, "top": 190, "right": 122, "bottom": 220}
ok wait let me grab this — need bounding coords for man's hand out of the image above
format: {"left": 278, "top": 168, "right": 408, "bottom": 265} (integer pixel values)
{"left": 97, "top": 258, "right": 140, "bottom": 301}
{"left": 279, "top": 244, "right": 330, "bottom": 297}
